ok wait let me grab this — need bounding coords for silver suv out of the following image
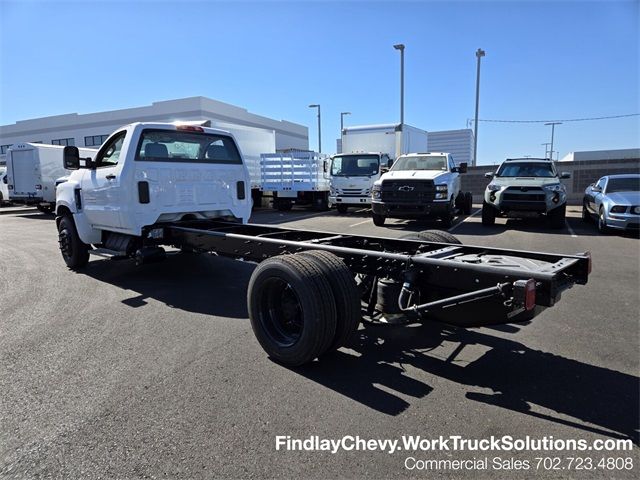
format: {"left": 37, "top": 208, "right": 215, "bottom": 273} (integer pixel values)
{"left": 482, "top": 158, "right": 570, "bottom": 229}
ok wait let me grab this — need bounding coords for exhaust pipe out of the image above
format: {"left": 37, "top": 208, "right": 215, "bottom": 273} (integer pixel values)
{"left": 135, "top": 246, "right": 166, "bottom": 266}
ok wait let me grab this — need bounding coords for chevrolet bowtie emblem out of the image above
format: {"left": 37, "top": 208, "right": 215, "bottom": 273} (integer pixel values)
{"left": 398, "top": 185, "right": 414, "bottom": 192}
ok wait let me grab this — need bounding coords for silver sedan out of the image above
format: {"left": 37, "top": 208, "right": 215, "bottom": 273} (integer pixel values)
{"left": 582, "top": 174, "right": 640, "bottom": 233}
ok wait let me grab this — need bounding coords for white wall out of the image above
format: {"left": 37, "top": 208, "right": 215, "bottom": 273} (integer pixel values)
{"left": 0, "top": 96, "right": 308, "bottom": 158}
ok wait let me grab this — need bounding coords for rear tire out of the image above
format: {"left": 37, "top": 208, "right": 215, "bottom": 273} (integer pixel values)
{"left": 336, "top": 204, "right": 348, "bottom": 214}
{"left": 247, "top": 255, "right": 337, "bottom": 366}
{"left": 275, "top": 199, "right": 293, "bottom": 211}
{"left": 297, "top": 250, "right": 361, "bottom": 351}
{"left": 372, "top": 213, "right": 386, "bottom": 226}
{"left": 57, "top": 215, "right": 89, "bottom": 270}
{"left": 313, "top": 195, "right": 329, "bottom": 212}
{"left": 37, "top": 204, "right": 54, "bottom": 214}
{"left": 481, "top": 202, "right": 496, "bottom": 226}
{"left": 548, "top": 204, "right": 566, "bottom": 229}
{"left": 463, "top": 192, "right": 473, "bottom": 215}
{"left": 422, "top": 230, "right": 462, "bottom": 244}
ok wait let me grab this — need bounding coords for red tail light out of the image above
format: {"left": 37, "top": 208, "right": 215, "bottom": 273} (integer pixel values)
{"left": 514, "top": 279, "right": 537, "bottom": 311}
{"left": 176, "top": 125, "right": 204, "bottom": 133}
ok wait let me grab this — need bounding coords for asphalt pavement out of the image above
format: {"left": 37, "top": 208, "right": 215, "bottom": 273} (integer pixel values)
{"left": 0, "top": 205, "right": 638, "bottom": 479}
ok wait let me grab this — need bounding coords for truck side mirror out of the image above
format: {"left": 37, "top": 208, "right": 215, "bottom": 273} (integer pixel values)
{"left": 323, "top": 160, "right": 328, "bottom": 173}
{"left": 484, "top": 172, "right": 494, "bottom": 179}
{"left": 387, "top": 158, "right": 393, "bottom": 168}
{"left": 458, "top": 162, "right": 468, "bottom": 174}
{"left": 63, "top": 146, "right": 80, "bottom": 170}
{"left": 560, "top": 172, "right": 571, "bottom": 179}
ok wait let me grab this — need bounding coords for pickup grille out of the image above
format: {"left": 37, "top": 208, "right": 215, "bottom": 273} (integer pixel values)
{"left": 381, "top": 180, "right": 435, "bottom": 203}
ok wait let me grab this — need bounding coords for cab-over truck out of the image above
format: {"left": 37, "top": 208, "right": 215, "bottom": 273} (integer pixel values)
{"left": 55, "top": 122, "right": 591, "bottom": 366}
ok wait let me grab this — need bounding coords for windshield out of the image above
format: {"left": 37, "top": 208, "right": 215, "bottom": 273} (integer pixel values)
{"left": 606, "top": 177, "right": 640, "bottom": 193}
{"left": 136, "top": 129, "right": 242, "bottom": 164}
{"left": 331, "top": 154, "right": 380, "bottom": 176}
{"left": 496, "top": 162, "right": 555, "bottom": 177}
{"left": 391, "top": 155, "right": 447, "bottom": 172}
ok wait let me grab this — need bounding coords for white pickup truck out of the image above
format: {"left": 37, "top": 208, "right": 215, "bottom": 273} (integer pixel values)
{"left": 55, "top": 122, "right": 251, "bottom": 267}
{"left": 54, "top": 125, "right": 590, "bottom": 367}
{"left": 370, "top": 152, "right": 473, "bottom": 227}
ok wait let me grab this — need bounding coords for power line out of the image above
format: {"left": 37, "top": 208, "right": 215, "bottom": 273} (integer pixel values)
{"left": 472, "top": 113, "right": 639, "bottom": 124}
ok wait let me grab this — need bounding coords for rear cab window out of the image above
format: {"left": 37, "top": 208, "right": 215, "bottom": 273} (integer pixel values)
{"left": 135, "top": 129, "right": 242, "bottom": 164}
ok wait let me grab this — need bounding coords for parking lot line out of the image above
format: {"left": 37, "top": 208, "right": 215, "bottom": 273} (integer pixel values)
{"left": 448, "top": 208, "right": 481, "bottom": 232}
{"left": 566, "top": 220, "right": 578, "bottom": 238}
{"left": 349, "top": 218, "right": 372, "bottom": 227}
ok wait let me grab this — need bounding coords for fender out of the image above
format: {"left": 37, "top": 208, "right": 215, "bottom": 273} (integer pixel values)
{"left": 55, "top": 179, "right": 102, "bottom": 244}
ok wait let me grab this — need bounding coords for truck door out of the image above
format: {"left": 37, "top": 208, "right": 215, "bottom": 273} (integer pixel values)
{"left": 80, "top": 131, "right": 126, "bottom": 228}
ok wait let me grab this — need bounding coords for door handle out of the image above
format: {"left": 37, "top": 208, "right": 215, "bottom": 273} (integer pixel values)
{"left": 106, "top": 174, "right": 116, "bottom": 180}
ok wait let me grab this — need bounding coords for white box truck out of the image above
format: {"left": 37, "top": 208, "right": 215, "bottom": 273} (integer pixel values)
{"left": 330, "top": 124, "right": 428, "bottom": 213}
{"left": 6, "top": 143, "right": 97, "bottom": 213}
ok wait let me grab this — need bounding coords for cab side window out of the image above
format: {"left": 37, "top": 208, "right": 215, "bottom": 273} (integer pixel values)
{"left": 96, "top": 131, "right": 126, "bottom": 167}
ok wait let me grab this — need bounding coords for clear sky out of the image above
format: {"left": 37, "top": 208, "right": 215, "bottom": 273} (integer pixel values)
{"left": 0, "top": 0, "right": 638, "bottom": 164}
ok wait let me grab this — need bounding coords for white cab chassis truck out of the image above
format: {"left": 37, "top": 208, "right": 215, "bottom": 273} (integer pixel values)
{"left": 332, "top": 124, "right": 428, "bottom": 213}
{"left": 6, "top": 143, "right": 97, "bottom": 213}
{"left": 371, "top": 152, "right": 473, "bottom": 227}
{"left": 55, "top": 122, "right": 590, "bottom": 367}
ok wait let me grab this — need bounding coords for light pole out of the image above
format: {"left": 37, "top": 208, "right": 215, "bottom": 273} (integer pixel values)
{"left": 340, "top": 112, "right": 351, "bottom": 134}
{"left": 309, "top": 104, "right": 321, "bottom": 153}
{"left": 393, "top": 44, "right": 405, "bottom": 127}
{"left": 541, "top": 142, "right": 551, "bottom": 159}
{"left": 545, "top": 122, "right": 562, "bottom": 161}
{"left": 473, "top": 48, "right": 486, "bottom": 167}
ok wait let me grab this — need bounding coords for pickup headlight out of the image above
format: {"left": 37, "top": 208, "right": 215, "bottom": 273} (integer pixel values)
{"left": 435, "top": 184, "right": 448, "bottom": 200}
{"left": 372, "top": 184, "right": 381, "bottom": 200}
{"left": 487, "top": 183, "right": 502, "bottom": 192}
{"left": 543, "top": 183, "right": 564, "bottom": 192}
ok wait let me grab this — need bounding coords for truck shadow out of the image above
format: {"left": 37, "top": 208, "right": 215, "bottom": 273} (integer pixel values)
{"left": 80, "top": 254, "right": 253, "bottom": 319}
{"left": 296, "top": 322, "right": 639, "bottom": 444}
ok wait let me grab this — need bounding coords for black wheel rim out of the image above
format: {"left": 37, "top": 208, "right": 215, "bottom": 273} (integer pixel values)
{"left": 258, "top": 277, "right": 303, "bottom": 347}
{"left": 58, "top": 228, "right": 73, "bottom": 260}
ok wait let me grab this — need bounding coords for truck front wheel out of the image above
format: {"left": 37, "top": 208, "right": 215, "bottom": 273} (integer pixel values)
{"left": 336, "top": 204, "right": 348, "bottom": 214}
{"left": 548, "top": 204, "right": 566, "bottom": 229}
{"left": 248, "top": 255, "right": 337, "bottom": 366}
{"left": 463, "top": 192, "right": 473, "bottom": 215}
{"left": 481, "top": 202, "right": 496, "bottom": 226}
{"left": 372, "top": 213, "right": 386, "bottom": 226}
{"left": 57, "top": 215, "right": 89, "bottom": 269}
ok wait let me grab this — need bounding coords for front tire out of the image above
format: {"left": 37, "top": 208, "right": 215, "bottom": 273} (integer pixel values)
{"left": 597, "top": 206, "right": 609, "bottom": 233}
{"left": 275, "top": 199, "right": 293, "bottom": 211}
{"left": 57, "top": 215, "right": 89, "bottom": 270}
{"left": 481, "top": 202, "right": 496, "bottom": 226}
{"left": 247, "top": 255, "right": 337, "bottom": 366}
{"left": 548, "top": 204, "right": 566, "bottom": 229}
{"left": 336, "top": 204, "right": 348, "bottom": 214}
{"left": 372, "top": 213, "right": 386, "bottom": 226}
{"left": 582, "top": 202, "right": 592, "bottom": 223}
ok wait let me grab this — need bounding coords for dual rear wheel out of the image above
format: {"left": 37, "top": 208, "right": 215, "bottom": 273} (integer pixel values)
{"left": 248, "top": 251, "right": 361, "bottom": 366}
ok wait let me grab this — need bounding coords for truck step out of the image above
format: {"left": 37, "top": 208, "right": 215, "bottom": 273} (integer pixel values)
{"left": 89, "top": 248, "right": 128, "bottom": 259}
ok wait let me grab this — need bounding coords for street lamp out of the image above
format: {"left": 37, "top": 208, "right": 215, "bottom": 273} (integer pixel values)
{"left": 545, "top": 122, "right": 562, "bottom": 161}
{"left": 340, "top": 112, "right": 351, "bottom": 134}
{"left": 309, "top": 104, "right": 321, "bottom": 153}
{"left": 541, "top": 142, "right": 551, "bottom": 159}
{"left": 473, "top": 48, "right": 486, "bottom": 167}
{"left": 393, "top": 44, "right": 405, "bottom": 128}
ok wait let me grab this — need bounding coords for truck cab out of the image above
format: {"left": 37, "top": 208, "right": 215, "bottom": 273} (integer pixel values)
{"left": 370, "top": 152, "right": 472, "bottom": 227}
{"left": 328, "top": 152, "right": 391, "bottom": 213}
{"left": 55, "top": 122, "right": 251, "bottom": 267}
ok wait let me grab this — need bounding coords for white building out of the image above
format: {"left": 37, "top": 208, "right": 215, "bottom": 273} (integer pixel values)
{"left": 426, "top": 129, "right": 475, "bottom": 166}
{"left": 559, "top": 148, "right": 640, "bottom": 162}
{"left": 0, "top": 96, "right": 308, "bottom": 160}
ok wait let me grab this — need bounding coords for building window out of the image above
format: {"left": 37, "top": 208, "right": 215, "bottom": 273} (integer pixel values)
{"left": 0, "top": 144, "right": 12, "bottom": 154}
{"left": 85, "top": 134, "right": 110, "bottom": 147}
{"left": 52, "top": 137, "right": 75, "bottom": 146}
